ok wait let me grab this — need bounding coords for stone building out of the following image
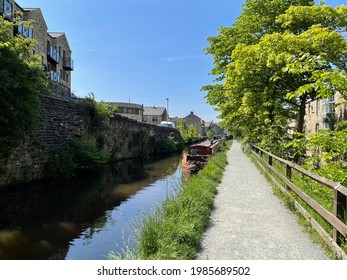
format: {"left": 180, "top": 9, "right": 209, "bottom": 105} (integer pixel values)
{"left": 21, "top": 8, "right": 47, "bottom": 63}
{"left": 1, "top": 0, "right": 74, "bottom": 97}
{"left": 107, "top": 102, "right": 144, "bottom": 122}
{"left": 46, "top": 32, "right": 74, "bottom": 97}
{"left": 204, "top": 121, "right": 223, "bottom": 136}
{"left": 183, "top": 111, "right": 204, "bottom": 136}
{"left": 143, "top": 106, "right": 168, "bottom": 125}
{"left": 304, "top": 92, "right": 347, "bottom": 133}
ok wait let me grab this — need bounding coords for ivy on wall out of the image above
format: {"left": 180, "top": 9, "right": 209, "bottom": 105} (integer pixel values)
{"left": 0, "top": 16, "right": 48, "bottom": 160}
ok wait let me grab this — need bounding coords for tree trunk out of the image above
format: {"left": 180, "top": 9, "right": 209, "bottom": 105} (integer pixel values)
{"left": 296, "top": 94, "right": 308, "bottom": 134}
{"left": 294, "top": 93, "right": 308, "bottom": 163}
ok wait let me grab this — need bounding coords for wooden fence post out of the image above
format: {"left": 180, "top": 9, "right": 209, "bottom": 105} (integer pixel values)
{"left": 286, "top": 164, "right": 292, "bottom": 179}
{"left": 334, "top": 186, "right": 347, "bottom": 246}
{"left": 268, "top": 155, "right": 272, "bottom": 166}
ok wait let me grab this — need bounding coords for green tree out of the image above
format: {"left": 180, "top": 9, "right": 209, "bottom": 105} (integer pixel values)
{"left": 177, "top": 119, "right": 188, "bottom": 141}
{"left": 203, "top": 1, "right": 347, "bottom": 155}
{"left": 0, "top": 16, "right": 48, "bottom": 159}
{"left": 207, "top": 130, "right": 214, "bottom": 141}
{"left": 186, "top": 124, "right": 198, "bottom": 143}
{"left": 177, "top": 119, "right": 199, "bottom": 144}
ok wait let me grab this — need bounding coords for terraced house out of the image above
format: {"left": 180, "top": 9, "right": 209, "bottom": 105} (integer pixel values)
{"left": 1, "top": 0, "right": 74, "bottom": 97}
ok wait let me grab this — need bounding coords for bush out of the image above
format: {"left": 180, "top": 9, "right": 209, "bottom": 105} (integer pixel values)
{"left": 86, "top": 93, "right": 117, "bottom": 136}
{"left": 155, "top": 134, "right": 185, "bottom": 154}
{"left": 0, "top": 17, "right": 48, "bottom": 159}
{"left": 47, "top": 139, "right": 109, "bottom": 178}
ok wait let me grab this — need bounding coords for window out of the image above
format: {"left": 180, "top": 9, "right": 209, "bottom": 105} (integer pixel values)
{"left": 322, "top": 97, "right": 335, "bottom": 115}
{"left": 323, "top": 103, "right": 335, "bottom": 115}
{"left": 3, "top": 0, "right": 13, "bottom": 20}
{"left": 315, "top": 123, "right": 319, "bottom": 132}
{"left": 16, "top": 21, "right": 33, "bottom": 39}
{"left": 316, "top": 100, "right": 320, "bottom": 116}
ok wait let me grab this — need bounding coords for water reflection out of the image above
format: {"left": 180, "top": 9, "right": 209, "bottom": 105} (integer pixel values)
{"left": 0, "top": 155, "right": 181, "bottom": 260}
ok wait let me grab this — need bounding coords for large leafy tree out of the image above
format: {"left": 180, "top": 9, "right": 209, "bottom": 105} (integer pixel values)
{"left": 177, "top": 119, "right": 199, "bottom": 144}
{"left": 0, "top": 16, "right": 48, "bottom": 159}
{"left": 203, "top": 0, "right": 347, "bottom": 154}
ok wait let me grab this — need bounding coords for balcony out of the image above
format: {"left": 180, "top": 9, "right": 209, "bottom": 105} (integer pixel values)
{"left": 49, "top": 71, "right": 60, "bottom": 83}
{"left": 322, "top": 112, "right": 335, "bottom": 124}
{"left": 63, "top": 58, "right": 74, "bottom": 71}
{"left": 15, "top": 24, "right": 33, "bottom": 39}
{"left": 47, "top": 45, "right": 60, "bottom": 64}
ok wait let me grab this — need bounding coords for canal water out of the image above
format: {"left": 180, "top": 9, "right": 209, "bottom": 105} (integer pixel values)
{"left": 0, "top": 155, "right": 182, "bottom": 260}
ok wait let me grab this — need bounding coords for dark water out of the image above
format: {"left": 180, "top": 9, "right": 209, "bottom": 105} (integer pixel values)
{"left": 0, "top": 155, "right": 182, "bottom": 260}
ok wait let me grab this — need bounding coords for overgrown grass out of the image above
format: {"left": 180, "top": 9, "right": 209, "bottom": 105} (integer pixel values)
{"left": 109, "top": 141, "right": 232, "bottom": 260}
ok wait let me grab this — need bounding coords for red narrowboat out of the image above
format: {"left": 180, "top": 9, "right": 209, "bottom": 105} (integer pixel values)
{"left": 182, "top": 139, "right": 222, "bottom": 173}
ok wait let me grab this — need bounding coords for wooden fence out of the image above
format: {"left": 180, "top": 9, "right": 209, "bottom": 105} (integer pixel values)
{"left": 251, "top": 145, "right": 347, "bottom": 260}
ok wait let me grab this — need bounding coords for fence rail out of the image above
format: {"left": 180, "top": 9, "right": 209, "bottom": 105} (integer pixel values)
{"left": 251, "top": 145, "right": 347, "bottom": 259}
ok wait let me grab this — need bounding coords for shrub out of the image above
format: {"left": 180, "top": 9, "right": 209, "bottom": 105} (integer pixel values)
{"left": 0, "top": 17, "right": 48, "bottom": 159}
{"left": 47, "top": 139, "right": 109, "bottom": 178}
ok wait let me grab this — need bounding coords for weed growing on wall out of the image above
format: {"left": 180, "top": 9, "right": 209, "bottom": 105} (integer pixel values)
{"left": 47, "top": 139, "right": 109, "bottom": 178}
{"left": 155, "top": 133, "right": 185, "bottom": 154}
{"left": 86, "top": 92, "right": 117, "bottom": 146}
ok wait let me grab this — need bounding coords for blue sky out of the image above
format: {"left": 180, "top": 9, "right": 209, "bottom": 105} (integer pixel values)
{"left": 17, "top": 0, "right": 345, "bottom": 122}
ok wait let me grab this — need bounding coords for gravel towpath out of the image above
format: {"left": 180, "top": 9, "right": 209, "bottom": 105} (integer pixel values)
{"left": 197, "top": 141, "right": 328, "bottom": 260}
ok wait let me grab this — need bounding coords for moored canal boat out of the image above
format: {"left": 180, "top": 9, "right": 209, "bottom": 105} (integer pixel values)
{"left": 182, "top": 139, "right": 223, "bottom": 173}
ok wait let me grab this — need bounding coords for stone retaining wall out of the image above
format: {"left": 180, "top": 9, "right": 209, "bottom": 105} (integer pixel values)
{"left": 0, "top": 96, "right": 181, "bottom": 187}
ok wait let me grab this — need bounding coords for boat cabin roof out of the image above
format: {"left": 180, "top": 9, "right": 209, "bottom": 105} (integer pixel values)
{"left": 189, "top": 140, "right": 219, "bottom": 150}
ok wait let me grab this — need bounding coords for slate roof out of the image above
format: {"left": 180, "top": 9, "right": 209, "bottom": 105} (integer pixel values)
{"left": 48, "top": 32, "right": 65, "bottom": 38}
{"left": 143, "top": 106, "right": 166, "bottom": 116}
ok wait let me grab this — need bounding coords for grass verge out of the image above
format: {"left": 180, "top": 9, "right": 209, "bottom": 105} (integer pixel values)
{"left": 109, "top": 140, "right": 232, "bottom": 260}
{"left": 245, "top": 147, "right": 341, "bottom": 259}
